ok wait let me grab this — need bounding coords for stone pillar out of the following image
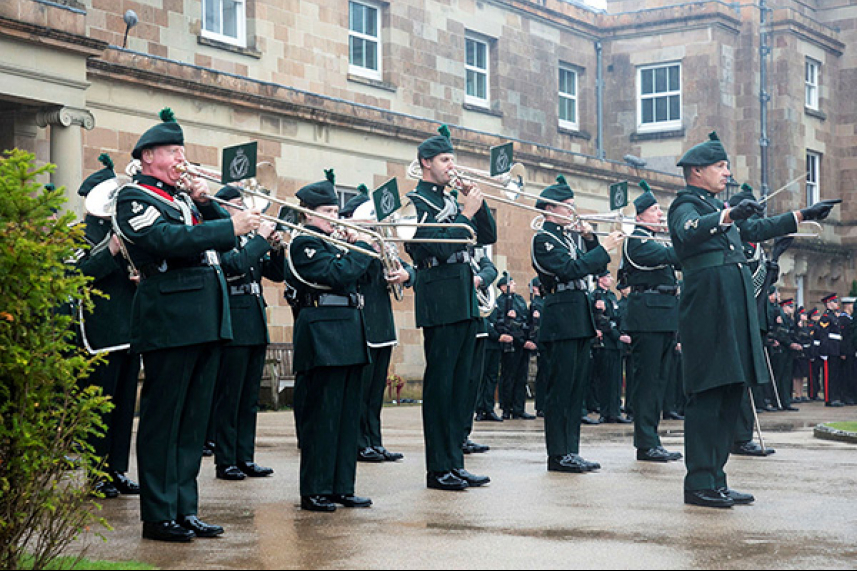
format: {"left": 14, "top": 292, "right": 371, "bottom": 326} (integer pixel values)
{"left": 36, "top": 106, "right": 95, "bottom": 215}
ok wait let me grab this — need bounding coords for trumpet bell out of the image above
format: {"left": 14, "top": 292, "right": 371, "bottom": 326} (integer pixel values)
{"left": 388, "top": 202, "right": 419, "bottom": 241}
{"left": 351, "top": 198, "right": 379, "bottom": 223}
{"left": 503, "top": 163, "right": 526, "bottom": 201}
{"left": 84, "top": 176, "right": 125, "bottom": 218}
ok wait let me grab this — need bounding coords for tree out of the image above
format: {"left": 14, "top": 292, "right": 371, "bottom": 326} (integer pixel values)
{"left": 0, "top": 150, "right": 111, "bottom": 570}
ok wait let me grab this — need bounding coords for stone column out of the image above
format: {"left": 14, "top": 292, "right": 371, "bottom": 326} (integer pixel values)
{"left": 36, "top": 106, "right": 95, "bottom": 215}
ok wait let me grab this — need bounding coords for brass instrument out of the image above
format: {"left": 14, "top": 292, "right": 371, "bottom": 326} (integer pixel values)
{"left": 350, "top": 200, "right": 478, "bottom": 245}
{"left": 350, "top": 200, "right": 406, "bottom": 301}
{"left": 470, "top": 249, "right": 496, "bottom": 318}
{"left": 407, "top": 159, "right": 527, "bottom": 209}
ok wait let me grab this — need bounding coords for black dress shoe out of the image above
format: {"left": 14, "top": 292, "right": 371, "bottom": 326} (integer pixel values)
{"left": 474, "top": 411, "right": 488, "bottom": 421}
{"left": 202, "top": 441, "right": 215, "bottom": 457}
{"left": 426, "top": 471, "right": 469, "bottom": 491}
{"left": 501, "top": 411, "right": 512, "bottom": 420}
{"left": 463, "top": 440, "right": 490, "bottom": 454}
{"left": 536, "top": 410, "right": 545, "bottom": 418}
{"left": 731, "top": 441, "right": 775, "bottom": 456}
{"left": 216, "top": 465, "right": 247, "bottom": 481}
{"left": 547, "top": 455, "right": 585, "bottom": 473}
{"left": 684, "top": 489, "right": 734, "bottom": 508}
{"left": 484, "top": 411, "right": 503, "bottom": 422}
{"left": 717, "top": 487, "right": 754, "bottom": 505}
{"left": 826, "top": 401, "right": 845, "bottom": 407}
{"left": 178, "top": 515, "right": 223, "bottom": 538}
{"left": 239, "top": 461, "right": 274, "bottom": 477}
{"left": 656, "top": 446, "right": 683, "bottom": 461}
{"left": 373, "top": 446, "right": 404, "bottom": 461}
{"left": 662, "top": 411, "right": 685, "bottom": 421}
{"left": 357, "top": 447, "right": 385, "bottom": 463}
{"left": 783, "top": 405, "right": 799, "bottom": 411}
{"left": 110, "top": 472, "right": 140, "bottom": 495}
{"left": 452, "top": 468, "right": 490, "bottom": 487}
{"left": 580, "top": 415, "right": 601, "bottom": 425}
{"left": 301, "top": 495, "right": 336, "bottom": 512}
{"left": 598, "top": 416, "right": 614, "bottom": 423}
{"left": 636, "top": 447, "right": 676, "bottom": 462}
{"left": 330, "top": 494, "right": 372, "bottom": 508}
{"left": 92, "top": 480, "right": 120, "bottom": 499}
{"left": 763, "top": 404, "right": 778, "bottom": 412}
{"left": 513, "top": 412, "right": 536, "bottom": 420}
{"left": 568, "top": 453, "right": 600, "bottom": 471}
{"left": 142, "top": 520, "right": 195, "bottom": 542}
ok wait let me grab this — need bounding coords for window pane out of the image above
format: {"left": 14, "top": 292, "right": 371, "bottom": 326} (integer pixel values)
{"left": 669, "top": 95, "right": 680, "bottom": 120}
{"left": 365, "top": 40, "right": 377, "bottom": 71}
{"left": 204, "top": 0, "right": 221, "bottom": 34}
{"left": 476, "top": 73, "right": 486, "bottom": 99}
{"left": 642, "top": 99, "right": 653, "bottom": 123}
{"left": 350, "top": 3, "right": 364, "bottom": 34}
{"left": 467, "top": 69, "right": 477, "bottom": 97}
{"left": 350, "top": 37, "right": 365, "bottom": 67}
{"left": 655, "top": 97, "right": 667, "bottom": 121}
{"left": 655, "top": 67, "right": 667, "bottom": 93}
{"left": 641, "top": 69, "right": 653, "bottom": 95}
{"left": 477, "top": 43, "right": 486, "bottom": 69}
{"left": 466, "top": 40, "right": 476, "bottom": 67}
{"left": 365, "top": 5, "right": 377, "bottom": 37}
{"left": 669, "top": 65, "right": 680, "bottom": 91}
{"left": 223, "top": 0, "right": 239, "bottom": 38}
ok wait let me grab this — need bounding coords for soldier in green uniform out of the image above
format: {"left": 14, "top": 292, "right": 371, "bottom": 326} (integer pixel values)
{"left": 339, "top": 187, "right": 412, "bottom": 464}
{"left": 211, "top": 186, "right": 284, "bottom": 481}
{"left": 75, "top": 153, "right": 141, "bottom": 498}
{"left": 530, "top": 175, "right": 623, "bottom": 473}
{"left": 462, "top": 248, "right": 498, "bottom": 452}
{"left": 113, "top": 109, "right": 261, "bottom": 541}
{"left": 475, "top": 270, "right": 503, "bottom": 423}
{"left": 622, "top": 182, "right": 683, "bottom": 462}
{"left": 668, "top": 131, "right": 838, "bottom": 508}
{"left": 404, "top": 125, "right": 497, "bottom": 491}
{"left": 589, "top": 270, "right": 629, "bottom": 424}
{"left": 286, "top": 170, "right": 376, "bottom": 512}
{"left": 529, "top": 277, "right": 547, "bottom": 418}
{"left": 495, "top": 274, "right": 535, "bottom": 419}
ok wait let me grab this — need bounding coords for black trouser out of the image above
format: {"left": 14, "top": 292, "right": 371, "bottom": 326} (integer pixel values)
{"left": 500, "top": 345, "right": 528, "bottom": 415}
{"left": 358, "top": 345, "right": 393, "bottom": 450}
{"left": 298, "top": 365, "right": 363, "bottom": 497}
{"left": 534, "top": 352, "right": 547, "bottom": 413}
{"left": 844, "top": 356, "right": 856, "bottom": 404}
{"left": 809, "top": 359, "right": 822, "bottom": 399}
{"left": 770, "top": 348, "right": 791, "bottom": 408}
{"left": 622, "top": 351, "right": 635, "bottom": 416}
{"left": 137, "top": 343, "right": 220, "bottom": 523}
{"left": 733, "top": 385, "right": 755, "bottom": 445}
{"left": 684, "top": 382, "right": 744, "bottom": 491}
{"left": 592, "top": 347, "right": 621, "bottom": 420}
{"left": 476, "top": 346, "right": 501, "bottom": 414}
{"left": 584, "top": 350, "right": 599, "bottom": 415}
{"left": 542, "top": 338, "right": 590, "bottom": 458}
{"left": 663, "top": 349, "right": 685, "bottom": 415}
{"left": 422, "top": 320, "right": 477, "bottom": 473}
{"left": 630, "top": 331, "right": 674, "bottom": 450}
{"left": 463, "top": 336, "right": 487, "bottom": 441}
{"left": 86, "top": 350, "right": 140, "bottom": 474}
{"left": 822, "top": 357, "right": 843, "bottom": 403}
{"left": 214, "top": 344, "right": 266, "bottom": 467}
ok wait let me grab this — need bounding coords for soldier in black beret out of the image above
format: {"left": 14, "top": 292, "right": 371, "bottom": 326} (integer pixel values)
{"left": 493, "top": 273, "right": 534, "bottom": 420}
{"left": 405, "top": 125, "right": 497, "bottom": 491}
{"left": 113, "top": 108, "right": 261, "bottom": 542}
{"left": 817, "top": 293, "right": 845, "bottom": 407}
{"left": 840, "top": 297, "right": 856, "bottom": 405}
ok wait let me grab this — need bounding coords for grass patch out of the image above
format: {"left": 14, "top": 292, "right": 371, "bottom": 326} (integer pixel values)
{"left": 21, "top": 555, "right": 156, "bottom": 570}
{"left": 826, "top": 422, "right": 857, "bottom": 433}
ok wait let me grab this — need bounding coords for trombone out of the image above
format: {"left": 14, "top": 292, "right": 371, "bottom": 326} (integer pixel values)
{"left": 349, "top": 200, "right": 477, "bottom": 245}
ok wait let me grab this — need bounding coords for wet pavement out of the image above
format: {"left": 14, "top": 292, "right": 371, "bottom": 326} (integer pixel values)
{"left": 78, "top": 401, "right": 857, "bottom": 569}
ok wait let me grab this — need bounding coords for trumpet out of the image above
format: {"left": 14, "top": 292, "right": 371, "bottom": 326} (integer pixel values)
{"left": 407, "top": 159, "right": 528, "bottom": 209}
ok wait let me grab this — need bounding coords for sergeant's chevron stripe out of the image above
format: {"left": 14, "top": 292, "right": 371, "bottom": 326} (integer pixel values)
{"left": 129, "top": 205, "right": 161, "bottom": 231}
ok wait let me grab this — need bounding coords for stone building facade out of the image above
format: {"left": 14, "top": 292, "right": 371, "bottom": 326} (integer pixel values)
{"left": 1, "top": 0, "right": 853, "bottom": 380}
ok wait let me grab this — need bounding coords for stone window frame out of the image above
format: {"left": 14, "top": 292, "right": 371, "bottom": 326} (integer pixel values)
{"left": 558, "top": 63, "right": 579, "bottom": 132}
{"left": 636, "top": 61, "right": 682, "bottom": 134}
{"left": 805, "top": 58, "right": 820, "bottom": 112}
{"left": 348, "top": 0, "right": 383, "bottom": 82}
{"left": 465, "top": 32, "right": 492, "bottom": 109}
{"left": 806, "top": 150, "right": 821, "bottom": 206}
{"left": 201, "top": 0, "right": 247, "bottom": 49}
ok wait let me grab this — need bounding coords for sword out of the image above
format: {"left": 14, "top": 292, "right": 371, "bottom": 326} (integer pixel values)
{"left": 763, "top": 346, "right": 784, "bottom": 409}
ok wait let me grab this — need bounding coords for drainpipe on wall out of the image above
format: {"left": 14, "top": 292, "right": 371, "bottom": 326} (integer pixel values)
{"left": 759, "top": 0, "right": 771, "bottom": 214}
{"left": 595, "top": 40, "right": 605, "bottom": 161}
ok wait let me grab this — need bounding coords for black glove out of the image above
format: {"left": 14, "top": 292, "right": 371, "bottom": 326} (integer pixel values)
{"left": 800, "top": 199, "right": 841, "bottom": 221}
{"left": 728, "top": 199, "right": 765, "bottom": 221}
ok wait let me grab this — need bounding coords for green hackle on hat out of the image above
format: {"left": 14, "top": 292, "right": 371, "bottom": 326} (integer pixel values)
{"left": 357, "top": 183, "right": 369, "bottom": 195}
{"left": 438, "top": 124, "right": 451, "bottom": 140}
{"left": 639, "top": 179, "right": 651, "bottom": 192}
{"left": 324, "top": 169, "right": 335, "bottom": 185}
{"left": 159, "top": 108, "right": 177, "bottom": 123}
{"left": 98, "top": 153, "right": 114, "bottom": 170}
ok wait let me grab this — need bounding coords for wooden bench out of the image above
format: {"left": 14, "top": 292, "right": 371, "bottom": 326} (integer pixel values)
{"left": 260, "top": 342, "right": 295, "bottom": 409}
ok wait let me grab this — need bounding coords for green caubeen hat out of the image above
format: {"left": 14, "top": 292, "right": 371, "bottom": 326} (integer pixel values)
{"left": 340, "top": 183, "right": 370, "bottom": 218}
{"left": 132, "top": 108, "right": 185, "bottom": 160}
{"left": 633, "top": 180, "right": 657, "bottom": 215}
{"left": 418, "top": 124, "right": 455, "bottom": 160}
{"left": 676, "top": 131, "right": 728, "bottom": 168}
{"left": 536, "top": 175, "right": 574, "bottom": 210}
{"left": 77, "top": 153, "right": 116, "bottom": 197}
{"left": 296, "top": 169, "right": 339, "bottom": 208}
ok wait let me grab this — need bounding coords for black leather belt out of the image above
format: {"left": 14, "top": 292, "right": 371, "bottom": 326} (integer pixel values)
{"left": 299, "top": 292, "right": 364, "bottom": 309}
{"left": 229, "top": 283, "right": 262, "bottom": 296}
{"left": 420, "top": 250, "right": 471, "bottom": 269}
{"left": 552, "top": 281, "right": 587, "bottom": 293}
{"left": 631, "top": 285, "right": 678, "bottom": 295}
{"left": 139, "top": 257, "right": 205, "bottom": 279}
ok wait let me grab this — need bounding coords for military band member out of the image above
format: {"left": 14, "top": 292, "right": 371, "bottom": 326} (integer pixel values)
{"left": 622, "top": 183, "right": 682, "bottom": 461}
{"left": 75, "top": 153, "right": 141, "bottom": 498}
{"left": 339, "top": 187, "right": 412, "bottom": 464}
{"left": 841, "top": 297, "right": 856, "bottom": 405}
{"left": 529, "top": 277, "right": 547, "bottom": 418}
{"left": 287, "top": 170, "right": 376, "bottom": 512}
{"left": 616, "top": 281, "right": 634, "bottom": 419}
{"left": 113, "top": 109, "right": 261, "bottom": 541}
{"left": 212, "top": 185, "right": 284, "bottom": 481}
{"left": 589, "top": 269, "right": 629, "bottom": 424}
{"left": 475, "top": 277, "right": 504, "bottom": 423}
{"left": 808, "top": 307, "right": 823, "bottom": 400}
{"left": 668, "top": 131, "right": 838, "bottom": 508}
{"left": 494, "top": 274, "right": 535, "bottom": 420}
{"left": 404, "top": 125, "right": 497, "bottom": 491}
{"left": 818, "top": 293, "right": 845, "bottom": 407}
{"left": 530, "top": 175, "right": 623, "bottom": 473}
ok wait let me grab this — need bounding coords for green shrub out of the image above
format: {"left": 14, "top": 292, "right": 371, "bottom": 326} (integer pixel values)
{"left": 0, "top": 150, "right": 112, "bottom": 570}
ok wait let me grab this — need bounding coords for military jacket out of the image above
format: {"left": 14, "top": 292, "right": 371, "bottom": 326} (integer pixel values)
{"left": 590, "top": 287, "right": 621, "bottom": 350}
{"left": 531, "top": 221, "right": 610, "bottom": 342}
{"left": 766, "top": 301, "right": 791, "bottom": 351}
{"left": 287, "top": 226, "right": 374, "bottom": 372}
{"left": 221, "top": 234, "right": 285, "bottom": 346}
{"left": 357, "top": 256, "right": 414, "bottom": 347}
{"left": 113, "top": 175, "right": 236, "bottom": 353}
{"left": 404, "top": 180, "right": 497, "bottom": 328}
{"left": 841, "top": 312, "right": 856, "bottom": 358}
{"left": 668, "top": 185, "right": 797, "bottom": 393}
{"left": 492, "top": 292, "right": 529, "bottom": 347}
{"left": 528, "top": 296, "right": 544, "bottom": 344}
{"left": 621, "top": 225, "right": 680, "bottom": 333}
{"left": 816, "top": 309, "right": 843, "bottom": 358}
{"left": 74, "top": 214, "right": 137, "bottom": 352}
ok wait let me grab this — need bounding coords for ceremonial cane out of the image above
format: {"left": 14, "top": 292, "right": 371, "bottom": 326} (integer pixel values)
{"left": 763, "top": 346, "right": 784, "bottom": 409}
{"left": 746, "top": 386, "right": 767, "bottom": 452}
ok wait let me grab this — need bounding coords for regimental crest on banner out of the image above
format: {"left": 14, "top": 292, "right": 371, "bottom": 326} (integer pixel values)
{"left": 222, "top": 142, "right": 258, "bottom": 184}
{"left": 373, "top": 178, "right": 401, "bottom": 222}
{"left": 490, "top": 143, "right": 514, "bottom": 177}
{"left": 609, "top": 181, "right": 628, "bottom": 210}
